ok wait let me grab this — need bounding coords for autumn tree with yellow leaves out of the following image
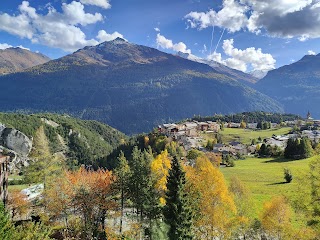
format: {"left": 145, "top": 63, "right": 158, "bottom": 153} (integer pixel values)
{"left": 261, "top": 196, "right": 291, "bottom": 240}
{"left": 185, "top": 155, "right": 236, "bottom": 239}
{"left": 229, "top": 176, "right": 254, "bottom": 239}
{"left": 150, "top": 150, "right": 171, "bottom": 204}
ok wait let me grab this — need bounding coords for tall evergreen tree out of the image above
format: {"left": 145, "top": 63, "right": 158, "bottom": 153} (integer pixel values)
{"left": 285, "top": 137, "right": 313, "bottom": 159}
{"left": 284, "top": 138, "right": 297, "bottom": 159}
{"left": 127, "top": 147, "right": 161, "bottom": 239}
{"left": 300, "top": 137, "right": 313, "bottom": 159}
{"left": 163, "top": 157, "right": 193, "bottom": 240}
{"left": 114, "top": 151, "right": 130, "bottom": 234}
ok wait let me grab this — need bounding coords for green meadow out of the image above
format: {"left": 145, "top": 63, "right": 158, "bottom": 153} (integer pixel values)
{"left": 221, "top": 156, "right": 316, "bottom": 223}
{"left": 203, "top": 127, "right": 292, "bottom": 144}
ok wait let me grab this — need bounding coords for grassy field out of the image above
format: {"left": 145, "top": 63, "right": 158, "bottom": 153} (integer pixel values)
{"left": 203, "top": 127, "right": 292, "bottom": 145}
{"left": 8, "top": 184, "right": 29, "bottom": 191}
{"left": 220, "top": 156, "right": 314, "bottom": 220}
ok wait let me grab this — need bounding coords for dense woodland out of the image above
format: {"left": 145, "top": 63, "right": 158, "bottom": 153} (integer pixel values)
{"left": 192, "top": 112, "right": 302, "bottom": 124}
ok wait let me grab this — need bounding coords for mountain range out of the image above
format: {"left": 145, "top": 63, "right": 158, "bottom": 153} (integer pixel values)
{"left": 0, "top": 38, "right": 282, "bottom": 134}
{"left": 255, "top": 54, "right": 320, "bottom": 119}
{"left": 0, "top": 47, "right": 50, "bottom": 75}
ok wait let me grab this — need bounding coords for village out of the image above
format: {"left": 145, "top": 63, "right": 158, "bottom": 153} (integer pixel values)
{"left": 158, "top": 114, "right": 320, "bottom": 160}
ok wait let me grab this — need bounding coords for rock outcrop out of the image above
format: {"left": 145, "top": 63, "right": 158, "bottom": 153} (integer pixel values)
{"left": 1, "top": 128, "right": 32, "bottom": 156}
{"left": 0, "top": 123, "right": 33, "bottom": 172}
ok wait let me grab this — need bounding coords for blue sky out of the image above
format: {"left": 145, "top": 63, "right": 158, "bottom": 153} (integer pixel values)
{"left": 0, "top": 0, "right": 319, "bottom": 74}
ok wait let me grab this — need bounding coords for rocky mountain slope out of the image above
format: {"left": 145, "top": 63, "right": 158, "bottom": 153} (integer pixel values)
{"left": 177, "top": 51, "right": 258, "bottom": 84}
{"left": 255, "top": 54, "right": 320, "bottom": 118}
{"left": 0, "top": 47, "right": 50, "bottom": 75}
{"left": 0, "top": 38, "right": 283, "bottom": 134}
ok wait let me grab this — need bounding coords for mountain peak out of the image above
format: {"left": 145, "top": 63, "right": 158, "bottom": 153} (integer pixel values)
{"left": 95, "top": 37, "right": 129, "bottom": 50}
{"left": 0, "top": 47, "right": 50, "bottom": 75}
{"left": 104, "top": 37, "right": 128, "bottom": 45}
{"left": 112, "top": 37, "right": 127, "bottom": 42}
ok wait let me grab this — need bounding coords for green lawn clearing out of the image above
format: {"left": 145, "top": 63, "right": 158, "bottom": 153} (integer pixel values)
{"left": 220, "top": 156, "right": 314, "bottom": 220}
{"left": 203, "top": 127, "right": 292, "bottom": 145}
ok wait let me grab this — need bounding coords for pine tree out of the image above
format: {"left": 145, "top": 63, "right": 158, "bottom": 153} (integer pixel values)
{"left": 300, "top": 137, "right": 313, "bottom": 159}
{"left": 163, "top": 157, "right": 193, "bottom": 240}
{"left": 284, "top": 138, "right": 295, "bottom": 159}
{"left": 127, "top": 147, "right": 161, "bottom": 239}
{"left": 114, "top": 151, "right": 130, "bottom": 234}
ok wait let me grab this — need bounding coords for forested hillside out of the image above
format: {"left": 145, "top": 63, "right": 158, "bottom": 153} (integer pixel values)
{"left": 255, "top": 54, "right": 320, "bottom": 119}
{"left": 192, "top": 111, "right": 302, "bottom": 123}
{"left": 0, "top": 113, "right": 126, "bottom": 167}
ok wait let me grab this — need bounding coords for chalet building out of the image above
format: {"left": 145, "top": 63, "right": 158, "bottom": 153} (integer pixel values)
{"left": 247, "top": 123, "right": 258, "bottom": 129}
{"left": 197, "top": 122, "right": 209, "bottom": 131}
{"left": 0, "top": 155, "right": 9, "bottom": 206}
{"left": 206, "top": 121, "right": 221, "bottom": 132}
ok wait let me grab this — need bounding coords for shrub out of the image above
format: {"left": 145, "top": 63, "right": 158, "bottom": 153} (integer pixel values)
{"left": 284, "top": 168, "right": 293, "bottom": 183}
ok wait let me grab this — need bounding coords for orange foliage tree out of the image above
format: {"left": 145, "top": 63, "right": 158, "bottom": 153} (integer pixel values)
{"left": 45, "top": 167, "right": 115, "bottom": 239}
{"left": 7, "top": 190, "right": 30, "bottom": 220}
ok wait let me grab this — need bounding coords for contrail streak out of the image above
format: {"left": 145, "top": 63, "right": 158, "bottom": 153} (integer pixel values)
{"left": 209, "top": 26, "right": 215, "bottom": 55}
{"left": 214, "top": 28, "right": 225, "bottom": 53}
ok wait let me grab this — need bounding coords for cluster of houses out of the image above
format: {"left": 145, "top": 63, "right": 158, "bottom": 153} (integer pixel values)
{"left": 159, "top": 121, "right": 221, "bottom": 137}
{"left": 158, "top": 121, "right": 221, "bottom": 151}
{"left": 159, "top": 112, "right": 320, "bottom": 158}
{"left": 211, "top": 142, "right": 249, "bottom": 157}
{"left": 158, "top": 121, "right": 261, "bottom": 155}
{"left": 302, "top": 130, "right": 320, "bottom": 143}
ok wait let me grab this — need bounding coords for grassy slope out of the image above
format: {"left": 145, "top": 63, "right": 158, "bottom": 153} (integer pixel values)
{"left": 221, "top": 156, "right": 314, "bottom": 223}
{"left": 214, "top": 127, "right": 291, "bottom": 144}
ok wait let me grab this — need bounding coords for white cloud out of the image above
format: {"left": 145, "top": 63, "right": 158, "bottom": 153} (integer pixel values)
{"left": 0, "top": 43, "right": 30, "bottom": 50}
{"left": 186, "top": 0, "right": 320, "bottom": 40}
{"left": 200, "top": 44, "right": 207, "bottom": 54}
{"left": 0, "top": 43, "right": 13, "bottom": 49}
{"left": 17, "top": 45, "right": 30, "bottom": 50}
{"left": 207, "top": 51, "right": 223, "bottom": 63}
{"left": 154, "top": 27, "right": 160, "bottom": 32}
{"left": 185, "top": 0, "right": 248, "bottom": 32}
{"left": 0, "top": 1, "right": 107, "bottom": 52}
{"left": 80, "top": 0, "right": 111, "bottom": 9}
{"left": 0, "top": 11, "right": 34, "bottom": 39}
{"left": 308, "top": 50, "right": 316, "bottom": 55}
{"left": 207, "top": 39, "right": 276, "bottom": 72}
{"left": 60, "top": 1, "right": 103, "bottom": 26}
{"left": 97, "top": 30, "right": 125, "bottom": 42}
{"left": 156, "top": 33, "right": 191, "bottom": 54}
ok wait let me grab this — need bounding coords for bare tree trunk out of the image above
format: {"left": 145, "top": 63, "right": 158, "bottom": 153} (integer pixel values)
{"left": 120, "top": 188, "right": 124, "bottom": 234}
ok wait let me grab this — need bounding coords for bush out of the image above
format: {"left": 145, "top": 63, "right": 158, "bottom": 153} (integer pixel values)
{"left": 8, "top": 179, "right": 26, "bottom": 186}
{"left": 224, "top": 155, "right": 235, "bottom": 167}
{"left": 284, "top": 168, "right": 293, "bottom": 183}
